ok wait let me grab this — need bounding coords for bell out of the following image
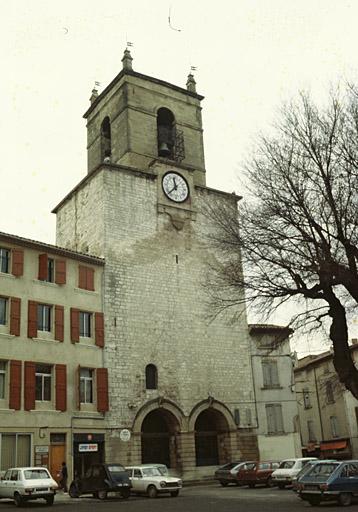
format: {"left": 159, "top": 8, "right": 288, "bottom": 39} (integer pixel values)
{"left": 158, "top": 141, "right": 171, "bottom": 157}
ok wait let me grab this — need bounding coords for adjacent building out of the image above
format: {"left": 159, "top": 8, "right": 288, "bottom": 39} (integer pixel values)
{"left": 249, "top": 324, "right": 301, "bottom": 461}
{"left": 294, "top": 343, "right": 358, "bottom": 460}
{"left": 0, "top": 232, "right": 108, "bottom": 481}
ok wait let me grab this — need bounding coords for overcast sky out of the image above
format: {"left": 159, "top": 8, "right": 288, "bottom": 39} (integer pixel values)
{"left": 1, "top": 0, "right": 358, "bottom": 353}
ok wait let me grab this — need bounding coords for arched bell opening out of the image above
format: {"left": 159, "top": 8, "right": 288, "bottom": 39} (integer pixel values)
{"left": 141, "top": 409, "right": 180, "bottom": 469}
{"left": 157, "top": 107, "right": 175, "bottom": 159}
{"left": 101, "top": 116, "right": 111, "bottom": 162}
{"left": 194, "top": 408, "right": 230, "bottom": 467}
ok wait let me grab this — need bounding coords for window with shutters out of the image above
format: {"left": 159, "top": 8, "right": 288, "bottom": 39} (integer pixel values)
{"left": 265, "top": 403, "right": 284, "bottom": 434}
{"left": 0, "top": 248, "right": 10, "bottom": 273}
{"left": 79, "top": 312, "right": 92, "bottom": 338}
{"left": 303, "top": 388, "right": 311, "bottom": 409}
{"left": 80, "top": 368, "right": 93, "bottom": 403}
{"left": 37, "top": 304, "right": 52, "bottom": 332}
{"left": 0, "top": 362, "right": 6, "bottom": 400}
{"left": 262, "top": 360, "right": 280, "bottom": 388}
{"left": 78, "top": 266, "right": 95, "bottom": 291}
{"left": 307, "top": 420, "right": 316, "bottom": 442}
{"left": 38, "top": 254, "right": 66, "bottom": 284}
{"left": 326, "top": 380, "right": 334, "bottom": 404}
{"left": 47, "top": 258, "right": 54, "bottom": 282}
{"left": 35, "top": 364, "right": 52, "bottom": 401}
{"left": 0, "top": 298, "right": 7, "bottom": 326}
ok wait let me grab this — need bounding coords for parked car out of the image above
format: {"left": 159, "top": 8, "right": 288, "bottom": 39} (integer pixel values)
{"left": 215, "top": 461, "right": 247, "bottom": 486}
{"left": 68, "top": 463, "right": 131, "bottom": 500}
{"left": 297, "top": 460, "right": 358, "bottom": 507}
{"left": 236, "top": 461, "right": 280, "bottom": 487}
{"left": 271, "top": 457, "right": 317, "bottom": 488}
{"left": 0, "top": 467, "right": 58, "bottom": 507}
{"left": 292, "top": 460, "right": 336, "bottom": 493}
{"left": 125, "top": 465, "right": 182, "bottom": 498}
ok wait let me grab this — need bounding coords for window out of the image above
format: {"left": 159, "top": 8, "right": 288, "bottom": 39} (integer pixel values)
{"left": 326, "top": 381, "right": 334, "bottom": 404}
{"left": 37, "top": 304, "right": 52, "bottom": 332}
{"left": 80, "top": 368, "right": 93, "bottom": 403}
{"left": 47, "top": 258, "right": 54, "bottom": 282}
{"left": 303, "top": 388, "right": 311, "bottom": 409}
{"left": 0, "top": 248, "right": 10, "bottom": 273}
{"left": 101, "top": 117, "right": 111, "bottom": 162}
{"left": 330, "top": 416, "right": 339, "bottom": 438}
{"left": 262, "top": 360, "right": 280, "bottom": 388}
{"left": 0, "top": 298, "right": 7, "bottom": 325}
{"left": 145, "top": 364, "right": 157, "bottom": 389}
{"left": 0, "top": 434, "right": 31, "bottom": 470}
{"left": 79, "top": 312, "right": 92, "bottom": 338}
{"left": 307, "top": 420, "right": 316, "bottom": 442}
{"left": 78, "top": 266, "right": 95, "bottom": 291}
{"left": 265, "top": 404, "right": 284, "bottom": 434}
{"left": 157, "top": 107, "right": 175, "bottom": 159}
{"left": 35, "top": 364, "right": 52, "bottom": 401}
{"left": 0, "top": 362, "right": 6, "bottom": 399}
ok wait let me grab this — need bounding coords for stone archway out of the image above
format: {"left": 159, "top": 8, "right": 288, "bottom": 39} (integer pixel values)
{"left": 194, "top": 408, "right": 230, "bottom": 467}
{"left": 141, "top": 408, "right": 180, "bottom": 469}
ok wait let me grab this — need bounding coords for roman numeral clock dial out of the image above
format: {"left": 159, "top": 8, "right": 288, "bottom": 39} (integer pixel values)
{"left": 162, "top": 172, "right": 189, "bottom": 203}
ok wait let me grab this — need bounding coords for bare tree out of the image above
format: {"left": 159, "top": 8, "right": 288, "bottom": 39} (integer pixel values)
{"left": 206, "top": 87, "right": 358, "bottom": 399}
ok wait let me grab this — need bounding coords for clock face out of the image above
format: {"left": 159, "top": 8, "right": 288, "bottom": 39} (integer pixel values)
{"left": 162, "top": 172, "right": 189, "bottom": 203}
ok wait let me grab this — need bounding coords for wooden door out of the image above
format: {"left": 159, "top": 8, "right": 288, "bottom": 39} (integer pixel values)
{"left": 49, "top": 444, "right": 66, "bottom": 484}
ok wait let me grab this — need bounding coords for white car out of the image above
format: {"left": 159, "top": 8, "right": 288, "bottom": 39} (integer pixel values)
{"left": 125, "top": 465, "right": 182, "bottom": 498}
{"left": 0, "top": 467, "right": 58, "bottom": 507}
{"left": 271, "top": 458, "right": 317, "bottom": 488}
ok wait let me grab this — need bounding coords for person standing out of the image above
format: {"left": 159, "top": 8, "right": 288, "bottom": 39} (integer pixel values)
{"left": 59, "top": 462, "right": 68, "bottom": 492}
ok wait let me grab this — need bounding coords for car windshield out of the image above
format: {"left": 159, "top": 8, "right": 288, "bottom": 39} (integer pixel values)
{"left": 24, "top": 469, "right": 50, "bottom": 480}
{"left": 279, "top": 461, "right": 295, "bottom": 469}
{"left": 108, "top": 465, "right": 125, "bottom": 474}
{"left": 306, "top": 463, "right": 339, "bottom": 477}
{"left": 296, "top": 463, "right": 315, "bottom": 479}
{"left": 142, "top": 468, "right": 162, "bottom": 477}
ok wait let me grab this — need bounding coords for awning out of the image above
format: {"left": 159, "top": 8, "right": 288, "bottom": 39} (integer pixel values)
{"left": 320, "top": 440, "right": 347, "bottom": 451}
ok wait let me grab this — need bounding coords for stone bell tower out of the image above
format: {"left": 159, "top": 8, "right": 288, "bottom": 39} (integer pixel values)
{"left": 84, "top": 48, "right": 206, "bottom": 187}
{"left": 54, "top": 49, "right": 258, "bottom": 480}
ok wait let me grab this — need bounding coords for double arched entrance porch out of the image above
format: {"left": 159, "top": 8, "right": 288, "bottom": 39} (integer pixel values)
{"left": 133, "top": 398, "right": 238, "bottom": 475}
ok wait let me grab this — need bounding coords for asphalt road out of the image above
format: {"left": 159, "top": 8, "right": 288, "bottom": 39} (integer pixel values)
{"left": 0, "top": 485, "right": 353, "bottom": 511}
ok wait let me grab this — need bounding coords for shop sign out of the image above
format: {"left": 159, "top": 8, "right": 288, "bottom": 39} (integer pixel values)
{"left": 79, "top": 443, "right": 98, "bottom": 452}
{"left": 35, "top": 445, "right": 49, "bottom": 453}
{"left": 119, "top": 429, "right": 131, "bottom": 442}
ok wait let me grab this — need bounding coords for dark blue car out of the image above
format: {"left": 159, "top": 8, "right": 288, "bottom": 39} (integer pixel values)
{"left": 297, "top": 460, "right": 358, "bottom": 506}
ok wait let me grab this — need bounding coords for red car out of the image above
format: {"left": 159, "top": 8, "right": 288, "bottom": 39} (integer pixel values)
{"left": 237, "top": 461, "right": 280, "bottom": 487}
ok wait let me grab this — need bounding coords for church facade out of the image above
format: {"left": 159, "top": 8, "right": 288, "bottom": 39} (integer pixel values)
{"left": 53, "top": 50, "right": 258, "bottom": 479}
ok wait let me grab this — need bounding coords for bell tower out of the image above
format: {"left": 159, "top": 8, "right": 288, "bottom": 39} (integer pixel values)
{"left": 84, "top": 49, "right": 206, "bottom": 186}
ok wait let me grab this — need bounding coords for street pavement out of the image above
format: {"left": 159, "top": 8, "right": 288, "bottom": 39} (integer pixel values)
{"left": 0, "top": 484, "right": 352, "bottom": 511}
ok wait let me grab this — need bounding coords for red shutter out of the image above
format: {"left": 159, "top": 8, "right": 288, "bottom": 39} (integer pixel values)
{"left": 70, "top": 308, "right": 79, "bottom": 343}
{"left": 95, "top": 312, "right": 104, "bottom": 347}
{"left": 78, "top": 266, "right": 86, "bottom": 289}
{"left": 55, "top": 305, "right": 64, "bottom": 342}
{"left": 27, "top": 301, "right": 37, "bottom": 338}
{"left": 55, "top": 364, "right": 67, "bottom": 411}
{"left": 87, "top": 268, "right": 95, "bottom": 291}
{"left": 12, "top": 249, "right": 24, "bottom": 277}
{"left": 38, "top": 253, "right": 48, "bottom": 280}
{"left": 55, "top": 260, "right": 66, "bottom": 285}
{"left": 96, "top": 368, "right": 109, "bottom": 412}
{"left": 24, "top": 361, "right": 36, "bottom": 410}
{"left": 9, "top": 360, "right": 22, "bottom": 410}
{"left": 10, "top": 297, "right": 21, "bottom": 336}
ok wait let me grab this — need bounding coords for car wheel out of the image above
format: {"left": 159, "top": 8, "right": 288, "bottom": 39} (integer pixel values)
{"left": 170, "top": 490, "right": 179, "bottom": 497}
{"left": 45, "top": 495, "right": 54, "bottom": 506}
{"left": 220, "top": 481, "right": 228, "bottom": 487}
{"left": 120, "top": 488, "right": 130, "bottom": 499}
{"left": 266, "top": 477, "right": 274, "bottom": 488}
{"left": 97, "top": 490, "right": 107, "bottom": 500}
{"left": 147, "top": 485, "right": 158, "bottom": 498}
{"left": 69, "top": 482, "right": 80, "bottom": 498}
{"left": 14, "top": 493, "right": 23, "bottom": 507}
{"left": 338, "top": 493, "right": 352, "bottom": 507}
{"left": 307, "top": 496, "right": 321, "bottom": 506}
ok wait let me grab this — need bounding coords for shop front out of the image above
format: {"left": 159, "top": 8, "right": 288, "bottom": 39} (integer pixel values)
{"left": 73, "top": 433, "right": 105, "bottom": 478}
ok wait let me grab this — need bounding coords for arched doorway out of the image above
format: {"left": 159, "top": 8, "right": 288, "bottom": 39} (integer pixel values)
{"left": 141, "top": 409, "right": 179, "bottom": 469}
{"left": 195, "top": 408, "right": 229, "bottom": 466}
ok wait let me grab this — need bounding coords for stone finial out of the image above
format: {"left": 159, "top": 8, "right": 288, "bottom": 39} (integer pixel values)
{"left": 122, "top": 48, "right": 133, "bottom": 71}
{"left": 89, "top": 87, "right": 99, "bottom": 104}
{"left": 186, "top": 73, "right": 197, "bottom": 93}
